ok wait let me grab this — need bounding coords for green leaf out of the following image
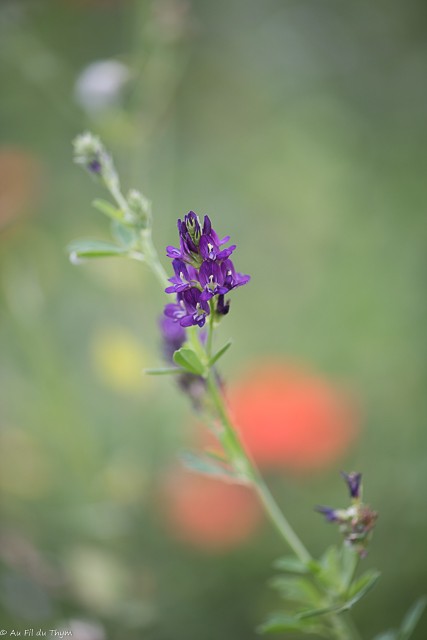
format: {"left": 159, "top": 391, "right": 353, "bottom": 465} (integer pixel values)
{"left": 111, "top": 220, "right": 137, "bottom": 248}
{"left": 258, "top": 614, "right": 305, "bottom": 633}
{"left": 68, "top": 239, "right": 128, "bottom": 262}
{"left": 373, "top": 633, "right": 397, "bottom": 640}
{"left": 145, "top": 367, "right": 182, "bottom": 376}
{"left": 307, "top": 559, "right": 323, "bottom": 574}
{"left": 317, "top": 546, "right": 343, "bottom": 591}
{"left": 173, "top": 346, "right": 206, "bottom": 376}
{"left": 398, "top": 596, "right": 427, "bottom": 640}
{"left": 92, "top": 198, "right": 124, "bottom": 221}
{"left": 258, "top": 613, "right": 325, "bottom": 635}
{"left": 204, "top": 449, "right": 229, "bottom": 464}
{"left": 298, "top": 605, "right": 343, "bottom": 620}
{"left": 269, "top": 576, "right": 321, "bottom": 607}
{"left": 179, "top": 451, "right": 237, "bottom": 482}
{"left": 343, "top": 569, "right": 381, "bottom": 609}
{"left": 273, "top": 556, "right": 310, "bottom": 574}
{"left": 209, "top": 340, "right": 232, "bottom": 367}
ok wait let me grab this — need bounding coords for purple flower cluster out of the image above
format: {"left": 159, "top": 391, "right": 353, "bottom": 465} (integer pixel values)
{"left": 164, "top": 212, "right": 250, "bottom": 328}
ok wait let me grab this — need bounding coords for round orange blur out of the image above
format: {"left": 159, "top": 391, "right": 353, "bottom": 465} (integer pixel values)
{"left": 161, "top": 468, "right": 262, "bottom": 551}
{"left": 226, "top": 361, "right": 359, "bottom": 472}
{"left": 0, "top": 147, "right": 43, "bottom": 232}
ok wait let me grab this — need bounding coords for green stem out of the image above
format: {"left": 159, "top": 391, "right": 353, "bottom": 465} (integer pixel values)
{"left": 206, "top": 301, "right": 215, "bottom": 359}
{"left": 205, "top": 371, "right": 311, "bottom": 564}
{"left": 103, "top": 172, "right": 169, "bottom": 289}
{"left": 342, "top": 613, "right": 364, "bottom": 640}
{"left": 139, "top": 228, "right": 169, "bottom": 288}
{"left": 253, "top": 476, "right": 312, "bottom": 565}
{"left": 204, "top": 342, "right": 360, "bottom": 639}
{"left": 330, "top": 611, "right": 364, "bottom": 640}
{"left": 206, "top": 320, "right": 311, "bottom": 564}
{"left": 204, "top": 317, "right": 310, "bottom": 561}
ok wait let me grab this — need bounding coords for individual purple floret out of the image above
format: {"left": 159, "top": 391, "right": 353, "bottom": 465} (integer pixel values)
{"left": 164, "top": 212, "right": 250, "bottom": 328}
{"left": 198, "top": 261, "right": 229, "bottom": 301}
{"left": 221, "top": 258, "right": 251, "bottom": 291}
{"left": 164, "top": 295, "right": 188, "bottom": 324}
{"left": 179, "top": 288, "right": 210, "bottom": 327}
{"left": 199, "top": 234, "right": 236, "bottom": 262}
{"left": 165, "top": 259, "right": 198, "bottom": 294}
{"left": 315, "top": 506, "right": 340, "bottom": 522}
{"left": 341, "top": 471, "right": 362, "bottom": 500}
{"left": 164, "top": 289, "right": 210, "bottom": 328}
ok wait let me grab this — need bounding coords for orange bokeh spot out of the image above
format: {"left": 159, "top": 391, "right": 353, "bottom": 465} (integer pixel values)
{"left": 226, "top": 361, "right": 359, "bottom": 472}
{"left": 0, "top": 147, "right": 43, "bottom": 232}
{"left": 161, "top": 468, "right": 262, "bottom": 551}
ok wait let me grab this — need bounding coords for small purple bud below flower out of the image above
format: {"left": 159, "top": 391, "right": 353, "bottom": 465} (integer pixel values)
{"left": 159, "top": 316, "right": 206, "bottom": 409}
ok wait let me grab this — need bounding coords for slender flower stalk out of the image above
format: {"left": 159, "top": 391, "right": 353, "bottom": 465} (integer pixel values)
{"left": 71, "top": 132, "right": 169, "bottom": 289}
{"left": 203, "top": 318, "right": 312, "bottom": 564}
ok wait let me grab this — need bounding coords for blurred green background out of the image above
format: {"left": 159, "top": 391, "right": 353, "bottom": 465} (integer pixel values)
{"left": 1, "top": 0, "right": 426, "bottom": 638}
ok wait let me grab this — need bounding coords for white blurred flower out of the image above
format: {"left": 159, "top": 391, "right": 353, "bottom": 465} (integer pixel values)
{"left": 60, "top": 620, "right": 105, "bottom": 640}
{"left": 74, "top": 60, "right": 131, "bottom": 114}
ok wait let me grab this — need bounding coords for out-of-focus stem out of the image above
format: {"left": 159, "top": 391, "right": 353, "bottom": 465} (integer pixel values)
{"left": 204, "top": 317, "right": 360, "bottom": 638}
{"left": 341, "top": 613, "right": 364, "bottom": 640}
{"left": 206, "top": 301, "right": 215, "bottom": 359}
{"left": 205, "top": 369, "right": 311, "bottom": 564}
{"left": 103, "top": 171, "right": 169, "bottom": 289}
{"left": 138, "top": 228, "right": 169, "bottom": 288}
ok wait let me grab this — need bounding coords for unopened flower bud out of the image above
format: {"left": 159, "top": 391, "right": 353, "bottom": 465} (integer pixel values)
{"left": 184, "top": 211, "right": 201, "bottom": 245}
{"left": 216, "top": 294, "right": 230, "bottom": 316}
{"left": 315, "top": 506, "right": 340, "bottom": 522}
{"left": 341, "top": 471, "right": 362, "bottom": 500}
{"left": 73, "top": 132, "right": 107, "bottom": 177}
{"left": 126, "top": 189, "right": 151, "bottom": 228}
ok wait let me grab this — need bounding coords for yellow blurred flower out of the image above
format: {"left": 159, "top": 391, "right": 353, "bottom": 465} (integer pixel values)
{"left": 91, "top": 326, "right": 151, "bottom": 394}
